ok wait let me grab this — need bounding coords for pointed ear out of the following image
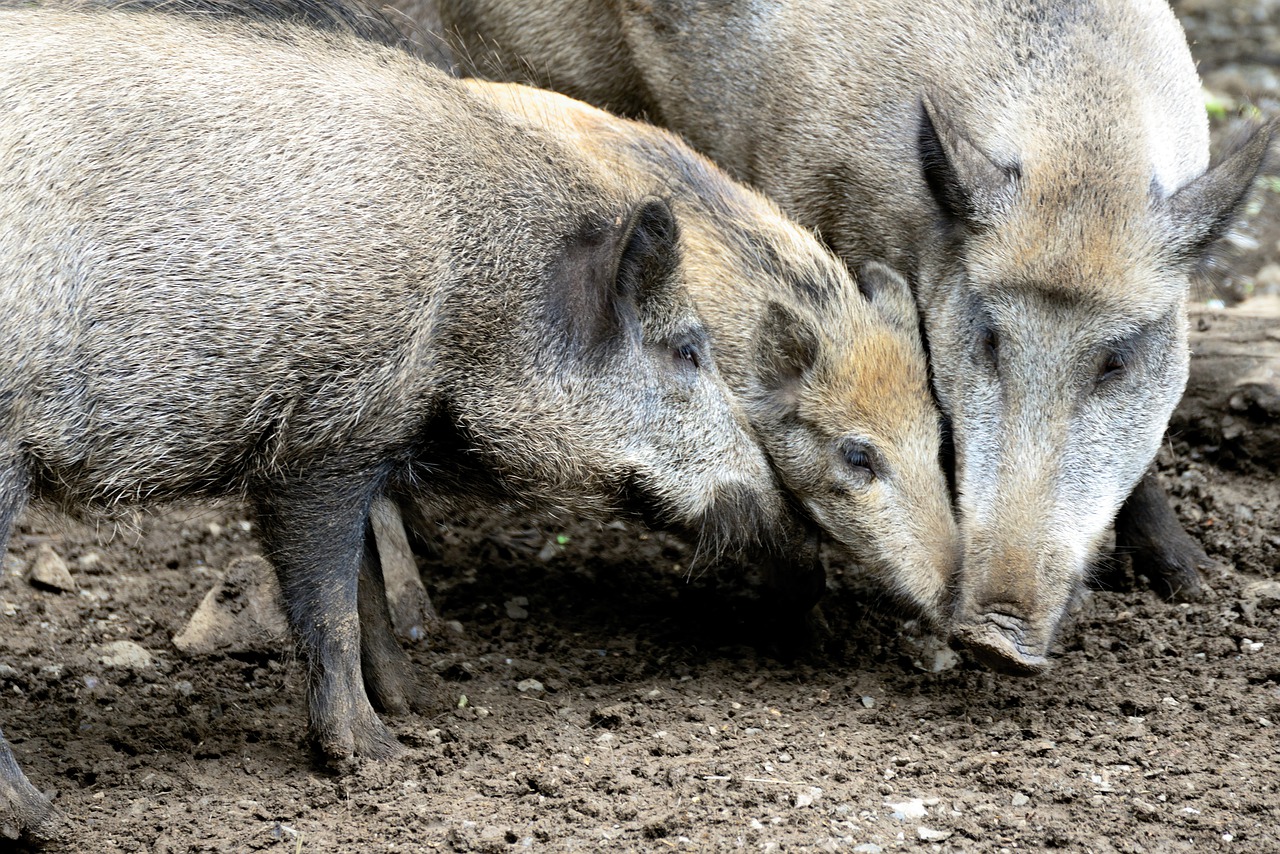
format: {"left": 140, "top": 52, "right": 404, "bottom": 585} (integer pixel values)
{"left": 755, "top": 302, "right": 819, "bottom": 410}
{"left": 1163, "top": 118, "right": 1276, "bottom": 263}
{"left": 613, "top": 195, "right": 681, "bottom": 317}
{"left": 550, "top": 196, "right": 680, "bottom": 352}
{"left": 918, "top": 93, "right": 1018, "bottom": 229}
{"left": 854, "top": 261, "right": 918, "bottom": 333}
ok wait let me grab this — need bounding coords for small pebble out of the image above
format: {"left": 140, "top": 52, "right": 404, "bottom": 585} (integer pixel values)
{"left": 1011, "top": 793, "right": 1030, "bottom": 807}
{"left": 1133, "top": 798, "right": 1159, "bottom": 816}
{"left": 516, "top": 678, "right": 545, "bottom": 694}
{"left": 917, "top": 827, "right": 951, "bottom": 842}
{"left": 852, "top": 846, "right": 882, "bottom": 854}
{"left": 886, "top": 798, "right": 927, "bottom": 820}
{"left": 794, "top": 787, "right": 822, "bottom": 809}
{"left": 29, "top": 545, "right": 76, "bottom": 593}
{"left": 860, "top": 696, "right": 875, "bottom": 708}
{"left": 98, "top": 640, "right": 154, "bottom": 670}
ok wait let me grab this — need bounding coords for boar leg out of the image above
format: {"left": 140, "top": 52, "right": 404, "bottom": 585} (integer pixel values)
{"left": 1114, "top": 466, "right": 1206, "bottom": 601}
{"left": 0, "top": 462, "right": 53, "bottom": 841}
{"left": 357, "top": 523, "right": 445, "bottom": 716}
{"left": 253, "top": 478, "right": 401, "bottom": 764}
{"left": 0, "top": 728, "right": 54, "bottom": 843}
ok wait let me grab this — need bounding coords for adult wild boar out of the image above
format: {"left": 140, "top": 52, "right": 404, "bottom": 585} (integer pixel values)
{"left": 429, "top": 0, "right": 1276, "bottom": 672}
{"left": 0, "top": 0, "right": 805, "bottom": 838}
{"left": 359, "top": 81, "right": 960, "bottom": 707}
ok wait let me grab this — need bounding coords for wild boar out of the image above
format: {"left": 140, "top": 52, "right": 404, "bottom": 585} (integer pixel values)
{"left": 428, "top": 0, "right": 1277, "bottom": 672}
{"left": 0, "top": 0, "right": 800, "bottom": 837}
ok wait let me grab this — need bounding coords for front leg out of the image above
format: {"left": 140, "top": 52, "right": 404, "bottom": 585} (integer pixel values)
{"left": 253, "top": 473, "right": 400, "bottom": 764}
{"left": 1114, "top": 465, "right": 1208, "bottom": 601}
{"left": 0, "top": 458, "right": 55, "bottom": 842}
{"left": 0, "top": 729, "right": 55, "bottom": 843}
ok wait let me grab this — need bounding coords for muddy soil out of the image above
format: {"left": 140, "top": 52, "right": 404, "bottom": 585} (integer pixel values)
{"left": 3, "top": 4, "right": 1280, "bottom": 853}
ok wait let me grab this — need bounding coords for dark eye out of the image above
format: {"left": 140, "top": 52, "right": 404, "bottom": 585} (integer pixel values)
{"left": 1097, "top": 350, "right": 1126, "bottom": 383}
{"left": 978, "top": 326, "right": 999, "bottom": 369}
{"left": 842, "top": 442, "right": 876, "bottom": 477}
{"left": 675, "top": 343, "right": 701, "bottom": 370}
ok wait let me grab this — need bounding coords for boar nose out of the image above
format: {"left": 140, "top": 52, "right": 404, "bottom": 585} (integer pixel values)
{"left": 951, "top": 544, "right": 1050, "bottom": 675}
{"left": 952, "top": 612, "right": 1049, "bottom": 676}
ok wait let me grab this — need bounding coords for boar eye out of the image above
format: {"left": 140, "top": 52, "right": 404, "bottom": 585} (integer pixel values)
{"left": 978, "top": 326, "right": 999, "bottom": 370}
{"left": 841, "top": 441, "right": 877, "bottom": 478}
{"left": 674, "top": 342, "right": 701, "bottom": 370}
{"left": 1097, "top": 350, "right": 1126, "bottom": 384}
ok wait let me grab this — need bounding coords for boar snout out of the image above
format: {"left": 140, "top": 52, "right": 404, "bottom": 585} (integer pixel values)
{"left": 952, "top": 610, "right": 1050, "bottom": 676}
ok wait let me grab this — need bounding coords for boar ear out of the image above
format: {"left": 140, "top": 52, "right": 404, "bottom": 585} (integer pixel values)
{"left": 756, "top": 302, "right": 819, "bottom": 407}
{"left": 554, "top": 196, "right": 680, "bottom": 351}
{"left": 1162, "top": 119, "right": 1276, "bottom": 263}
{"left": 613, "top": 196, "right": 681, "bottom": 317}
{"left": 855, "top": 261, "right": 918, "bottom": 333}
{"left": 918, "top": 93, "right": 1017, "bottom": 229}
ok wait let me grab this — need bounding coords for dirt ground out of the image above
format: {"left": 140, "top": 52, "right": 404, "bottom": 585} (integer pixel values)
{"left": 3, "top": 4, "right": 1280, "bottom": 853}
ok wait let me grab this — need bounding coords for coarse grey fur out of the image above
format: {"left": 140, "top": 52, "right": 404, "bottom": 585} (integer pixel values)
{"left": 360, "top": 81, "right": 961, "bottom": 724}
{"left": 0, "top": 3, "right": 801, "bottom": 838}
{"left": 465, "top": 80, "right": 958, "bottom": 628}
{"left": 426, "top": 0, "right": 1277, "bottom": 672}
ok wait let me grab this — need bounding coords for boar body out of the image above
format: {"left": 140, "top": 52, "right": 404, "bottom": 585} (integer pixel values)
{"left": 431, "top": 0, "right": 1275, "bottom": 671}
{"left": 0, "top": 3, "right": 794, "bottom": 838}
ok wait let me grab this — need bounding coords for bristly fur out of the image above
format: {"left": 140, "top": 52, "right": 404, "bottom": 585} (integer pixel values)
{"left": 0, "top": 5, "right": 802, "bottom": 840}
{"left": 10, "top": 0, "right": 411, "bottom": 47}
{"left": 463, "top": 79, "right": 959, "bottom": 630}
{"left": 422, "top": 0, "right": 1277, "bottom": 670}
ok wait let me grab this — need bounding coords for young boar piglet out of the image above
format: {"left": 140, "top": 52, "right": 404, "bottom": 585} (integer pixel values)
{"left": 0, "top": 3, "right": 800, "bottom": 838}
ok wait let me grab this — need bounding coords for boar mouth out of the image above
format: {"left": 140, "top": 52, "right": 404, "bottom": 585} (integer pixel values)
{"left": 612, "top": 473, "right": 783, "bottom": 560}
{"left": 952, "top": 612, "right": 1050, "bottom": 676}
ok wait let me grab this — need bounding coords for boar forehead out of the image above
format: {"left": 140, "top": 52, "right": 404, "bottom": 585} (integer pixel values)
{"left": 799, "top": 327, "right": 933, "bottom": 446}
{"left": 963, "top": 194, "right": 1184, "bottom": 324}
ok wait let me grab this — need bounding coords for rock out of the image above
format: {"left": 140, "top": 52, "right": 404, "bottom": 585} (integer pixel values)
{"left": 28, "top": 545, "right": 76, "bottom": 593}
{"left": 505, "top": 597, "right": 530, "bottom": 620}
{"left": 172, "top": 556, "right": 289, "bottom": 655}
{"left": 1257, "top": 263, "right": 1280, "bottom": 294}
{"left": 1132, "top": 798, "right": 1160, "bottom": 818}
{"left": 886, "top": 798, "right": 927, "bottom": 820}
{"left": 1244, "top": 580, "right": 1280, "bottom": 610}
{"left": 852, "top": 846, "right": 883, "bottom": 854}
{"left": 917, "top": 827, "right": 952, "bottom": 842}
{"left": 1011, "top": 792, "right": 1030, "bottom": 807}
{"left": 794, "top": 787, "right": 822, "bottom": 808}
{"left": 97, "top": 640, "right": 155, "bottom": 670}
{"left": 516, "top": 678, "right": 545, "bottom": 694}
